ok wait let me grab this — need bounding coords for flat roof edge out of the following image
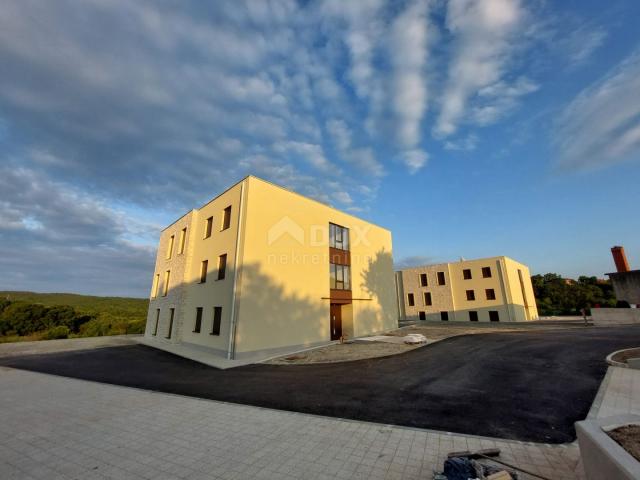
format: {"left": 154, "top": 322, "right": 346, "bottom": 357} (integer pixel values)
{"left": 162, "top": 175, "right": 390, "bottom": 233}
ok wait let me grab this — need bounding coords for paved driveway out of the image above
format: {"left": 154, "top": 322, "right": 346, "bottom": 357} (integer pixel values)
{"left": 2, "top": 326, "right": 638, "bottom": 443}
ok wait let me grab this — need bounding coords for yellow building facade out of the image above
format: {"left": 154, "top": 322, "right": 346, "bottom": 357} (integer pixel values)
{"left": 144, "top": 176, "right": 397, "bottom": 360}
{"left": 396, "top": 256, "right": 538, "bottom": 322}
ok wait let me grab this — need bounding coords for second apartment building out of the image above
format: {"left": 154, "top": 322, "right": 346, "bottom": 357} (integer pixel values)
{"left": 396, "top": 256, "right": 538, "bottom": 322}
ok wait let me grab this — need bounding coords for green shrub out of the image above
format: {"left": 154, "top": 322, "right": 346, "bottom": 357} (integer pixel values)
{"left": 43, "top": 325, "right": 70, "bottom": 340}
{"left": 127, "top": 319, "right": 146, "bottom": 334}
{"left": 0, "top": 292, "right": 148, "bottom": 342}
{"left": 78, "top": 318, "right": 111, "bottom": 337}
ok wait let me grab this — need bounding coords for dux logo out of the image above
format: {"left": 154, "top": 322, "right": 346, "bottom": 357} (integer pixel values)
{"left": 268, "top": 216, "right": 305, "bottom": 246}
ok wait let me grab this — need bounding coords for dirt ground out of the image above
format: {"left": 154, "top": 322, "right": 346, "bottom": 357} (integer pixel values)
{"left": 265, "top": 341, "right": 425, "bottom": 364}
{"left": 611, "top": 347, "right": 640, "bottom": 364}
{"left": 266, "top": 321, "right": 587, "bottom": 364}
{"left": 608, "top": 424, "right": 640, "bottom": 461}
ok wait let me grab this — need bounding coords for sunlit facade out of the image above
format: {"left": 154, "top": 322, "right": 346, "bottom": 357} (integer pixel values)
{"left": 144, "top": 176, "right": 397, "bottom": 360}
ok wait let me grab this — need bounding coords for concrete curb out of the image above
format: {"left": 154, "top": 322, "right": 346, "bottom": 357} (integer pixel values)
{"left": 576, "top": 414, "right": 640, "bottom": 480}
{"left": 606, "top": 348, "right": 636, "bottom": 368}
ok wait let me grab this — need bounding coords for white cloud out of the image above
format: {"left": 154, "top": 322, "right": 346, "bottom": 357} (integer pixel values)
{"left": 555, "top": 50, "right": 640, "bottom": 170}
{"left": 326, "top": 119, "right": 385, "bottom": 177}
{"left": 435, "top": 0, "right": 525, "bottom": 137}
{"left": 321, "top": 0, "right": 384, "bottom": 100}
{"left": 389, "top": 0, "right": 430, "bottom": 149}
{"left": 273, "top": 141, "right": 335, "bottom": 173}
{"left": 444, "top": 134, "right": 478, "bottom": 151}
{"left": 0, "top": 166, "right": 156, "bottom": 296}
{"left": 559, "top": 23, "right": 607, "bottom": 67}
{"left": 472, "top": 76, "right": 539, "bottom": 125}
{"left": 402, "top": 149, "right": 429, "bottom": 174}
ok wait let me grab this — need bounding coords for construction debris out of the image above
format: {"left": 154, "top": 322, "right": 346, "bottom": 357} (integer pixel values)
{"left": 435, "top": 447, "right": 557, "bottom": 480}
{"left": 486, "top": 471, "right": 513, "bottom": 480}
{"left": 353, "top": 334, "right": 428, "bottom": 345}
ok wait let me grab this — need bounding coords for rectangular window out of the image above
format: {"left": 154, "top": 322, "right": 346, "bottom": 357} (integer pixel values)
{"left": 194, "top": 307, "right": 203, "bottom": 333}
{"left": 178, "top": 228, "right": 187, "bottom": 254}
{"left": 162, "top": 270, "right": 170, "bottom": 296}
{"left": 486, "top": 288, "right": 496, "bottom": 300}
{"left": 437, "top": 271, "right": 446, "bottom": 285}
{"left": 329, "top": 223, "right": 350, "bottom": 250}
{"left": 466, "top": 290, "right": 475, "bottom": 301}
{"left": 153, "top": 309, "right": 160, "bottom": 335}
{"left": 330, "top": 263, "right": 351, "bottom": 290}
{"left": 407, "top": 293, "right": 415, "bottom": 306}
{"left": 200, "top": 260, "right": 208, "bottom": 283}
{"left": 482, "top": 266, "right": 492, "bottom": 278}
{"left": 469, "top": 311, "right": 479, "bottom": 322}
{"left": 211, "top": 306, "right": 222, "bottom": 335}
{"left": 221, "top": 206, "right": 231, "bottom": 231}
{"left": 152, "top": 273, "right": 160, "bottom": 298}
{"left": 440, "top": 311, "right": 449, "bottom": 321}
{"left": 418, "top": 311, "right": 426, "bottom": 320}
{"left": 424, "top": 292, "right": 432, "bottom": 306}
{"left": 489, "top": 310, "right": 500, "bottom": 322}
{"left": 419, "top": 273, "right": 428, "bottom": 287}
{"left": 166, "top": 235, "right": 174, "bottom": 259}
{"left": 463, "top": 269, "right": 472, "bottom": 280}
{"left": 217, "top": 254, "right": 227, "bottom": 280}
{"left": 204, "top": 216, "right": 213, "bottom": 238}
{"left": 166, "top": 308, "right": 174, "bottom": 338}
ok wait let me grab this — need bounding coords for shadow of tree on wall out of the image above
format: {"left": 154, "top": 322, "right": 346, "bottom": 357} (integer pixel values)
{"left": 358, "top": 249, "right": 397, "bottom": 334}
{"left": 146, "top": 260, "right": 329, "bottom": 354}
{"left": 234, "top": 262, "right": 328, "bottom": 353}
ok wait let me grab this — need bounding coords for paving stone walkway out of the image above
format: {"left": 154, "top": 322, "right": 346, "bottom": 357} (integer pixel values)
{"left": 589, "top": 365, "right": 640, "bottom": 418}
{"left": 0, "top": 367, "right": 584, "bottom": 480}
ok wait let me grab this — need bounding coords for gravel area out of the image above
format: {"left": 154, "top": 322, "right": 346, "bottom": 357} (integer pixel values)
{"left": 266, "top": 341, "right": 425, "bottom": 364}
{"left": 608, "top": 424, "right": 640, "bottom": 461}
{"left": 268, "top": 321, "right": 587, "bottom": 364}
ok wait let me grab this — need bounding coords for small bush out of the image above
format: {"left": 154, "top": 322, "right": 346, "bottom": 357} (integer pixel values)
{"left": 127, "top": 319, "right": 146, "bottom": 334}
{"left": 43, "top": 325, "right": 70, "bottom": 340}
{"left": 78, "top": 319, "right": 110, "bottom": 337}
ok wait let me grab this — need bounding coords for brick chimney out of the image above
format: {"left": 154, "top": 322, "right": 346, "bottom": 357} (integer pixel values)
{"left": 611, "top": 246, "right": 631, "bottom": 273}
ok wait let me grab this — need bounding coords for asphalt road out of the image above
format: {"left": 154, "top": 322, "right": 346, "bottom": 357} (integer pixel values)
{"left": 2, "top": 326, "right": 638, "bottom": 443}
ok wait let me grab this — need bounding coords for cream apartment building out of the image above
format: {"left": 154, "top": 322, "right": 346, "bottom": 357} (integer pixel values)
{"left": 144, "top": 176, "right": 397, "bottom": 361}
{"left": 396, "top": 256, "right": 538, "bottom": 322}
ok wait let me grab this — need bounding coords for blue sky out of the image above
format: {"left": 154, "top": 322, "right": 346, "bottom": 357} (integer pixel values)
{"left": 1, "top": 0, "right": 639, "bottom": 297}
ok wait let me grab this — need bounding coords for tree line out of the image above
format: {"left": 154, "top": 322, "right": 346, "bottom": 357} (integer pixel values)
{"left": 531, "top": 274, "right": 617, "bottom": 316}
{"left": 0, "top": 294, "right": 147, "bottom": 343}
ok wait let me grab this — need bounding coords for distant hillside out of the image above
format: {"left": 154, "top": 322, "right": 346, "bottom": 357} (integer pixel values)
{"left": 0, "top": 291, "right": 148, "bottom": 317}
{"left": 0, "top": 291, "right": 149, "bottom": 342}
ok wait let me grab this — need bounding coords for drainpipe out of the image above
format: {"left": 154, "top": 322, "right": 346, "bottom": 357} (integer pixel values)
{"left": 227, "top": 180, "right": 246, "bottom": 360}
{"left": 395, "top": 272, "right": 404, "bottom": 321}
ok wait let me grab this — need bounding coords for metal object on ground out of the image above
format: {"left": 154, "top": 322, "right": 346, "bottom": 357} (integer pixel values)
{"left": 446, "top": 448, "right": 553, "bottom": 480}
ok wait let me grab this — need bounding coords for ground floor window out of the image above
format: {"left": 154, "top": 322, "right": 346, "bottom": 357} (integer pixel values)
{"left": 489, "top": 310, "right": 500, "bottom": 322}
{"left": 194, "top": 307, "right": 203, "bottom": 333}
{"left": 418, "top": 311, "right": 426, "bottom": 320}
{"left": 153, "top": 309, "right": 160, "bottom": 335}
{"left": 440, "top": 311, "right": 449, "bottom": 321}
{"left": 469, "top": 311, "right": 478, "bottom": 322}
{"left": 166, "top": 308, "right": 175, "bottom": 338}
{"left": 211, "top": 306, "right": 222, "bottom": 335}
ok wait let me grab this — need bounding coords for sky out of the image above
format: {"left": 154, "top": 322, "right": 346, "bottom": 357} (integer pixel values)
{"left": 1, "top": 0, "right": 639, "bottom": 298}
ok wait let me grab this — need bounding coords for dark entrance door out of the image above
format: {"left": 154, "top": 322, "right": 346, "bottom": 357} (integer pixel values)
{"left": 330, "top": 304, "right": 342, "bottom": 340}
